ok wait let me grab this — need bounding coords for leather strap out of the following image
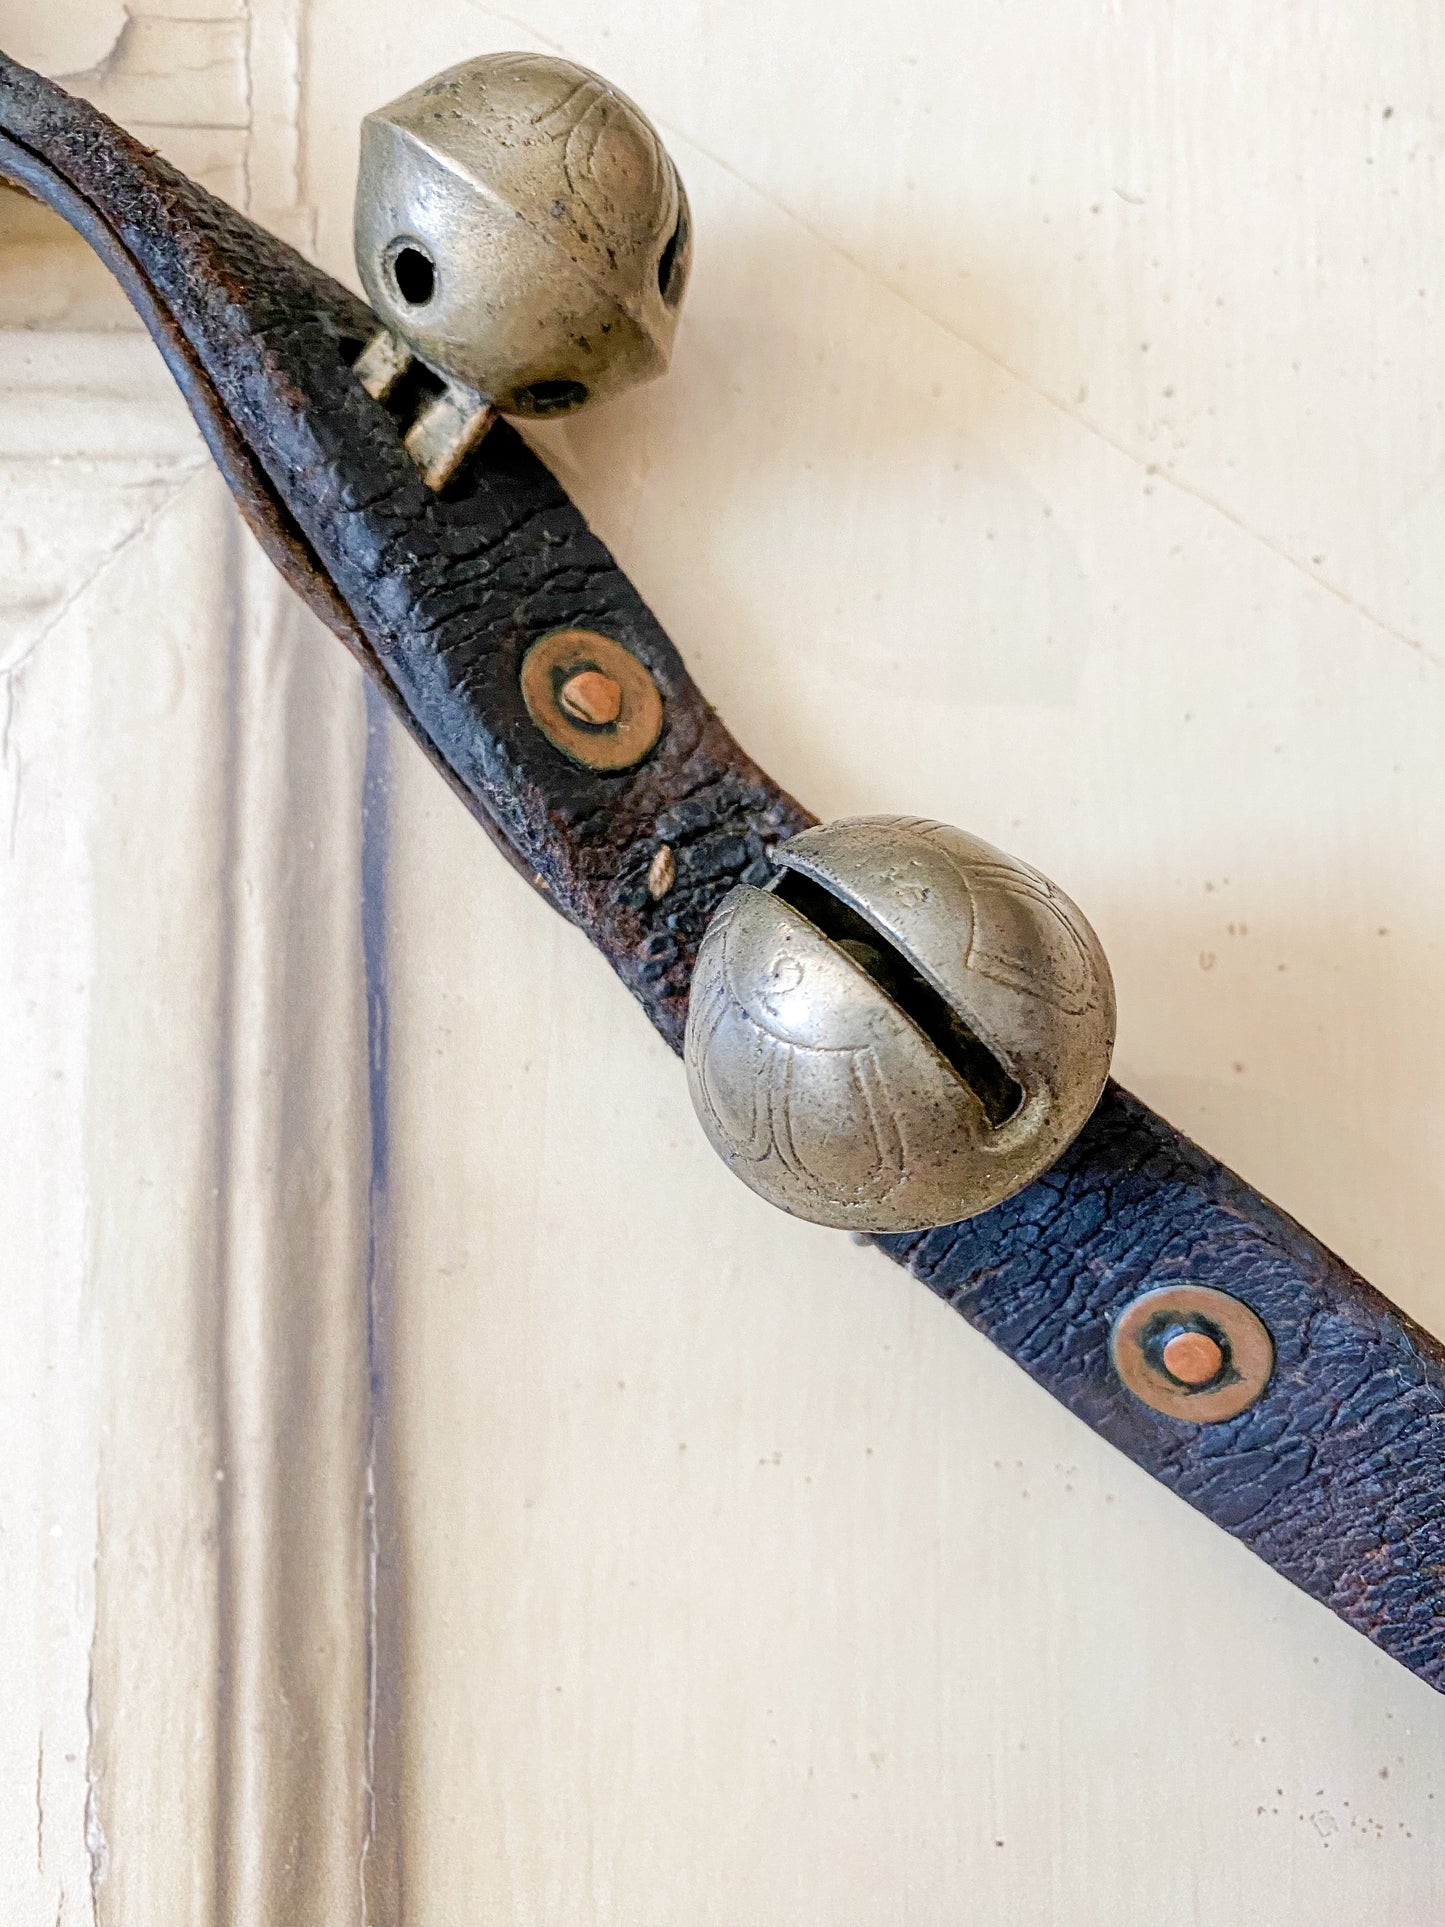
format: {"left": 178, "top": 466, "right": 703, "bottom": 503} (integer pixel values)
{"left": 4, "top": 52, "right": 1442, "bottom": 1693}
{"left": 0, "top": 53, "right": 809, "bottom": 1050}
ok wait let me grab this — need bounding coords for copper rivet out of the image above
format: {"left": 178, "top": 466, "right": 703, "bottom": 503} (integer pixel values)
{"left": 519, "top": 628, "right": 664, "bottom": 772}
{"left": 1160, "top": 1329, "right": 1224, "bottom": 1386}
{"left": 1110, "top": 1284, "right": 1274, "bottom": 1424}
{"left": 647, "top": 844, "right": 676, "bottom": 899}
{"left": 559, "top": 668, "right": 624, "bottom": 727}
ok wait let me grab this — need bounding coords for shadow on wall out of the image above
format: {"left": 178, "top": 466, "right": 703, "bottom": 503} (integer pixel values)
{"left": 530, "top": 207, "right": 1094, "bottom": 706}
{"left": 0, "top": 187, "right": 139, "bottom": 328}
{"left": 517, "top": 215, "right": 1445, "bottom": 1327}
{"left": 1097, "top": 877, "right": 1445, "bottom": 1331}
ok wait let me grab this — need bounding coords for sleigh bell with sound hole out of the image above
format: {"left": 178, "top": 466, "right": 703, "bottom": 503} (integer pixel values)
{"left": 684, "top": 816, "right": 1116, "bottom": 1234}
{"left": 353, "top": 50, "right": 691, "bottom": 424}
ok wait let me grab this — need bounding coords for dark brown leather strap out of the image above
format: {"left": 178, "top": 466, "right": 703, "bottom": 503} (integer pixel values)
{"left": 4, "top": 51, "right": 1442, "bottom": 1694}
{"left": 0, "top": 54, "right": 808, "bottom": 1049}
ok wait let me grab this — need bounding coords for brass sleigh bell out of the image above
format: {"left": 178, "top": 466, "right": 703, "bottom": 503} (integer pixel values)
{"left": 684, "top": 817, "right": 1116, "bottom": 1233}
{"left": 353, "top": 51, "right": 691, "bottom": 437}
{"left": 350, "top": 65, "right": 1114, "bottom": 1231}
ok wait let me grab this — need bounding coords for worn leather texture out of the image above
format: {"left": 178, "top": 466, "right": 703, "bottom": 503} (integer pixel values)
{"left": 880, "top": 1086, "right": 1445, "bottom": 1690}
{"left": 3, "top": 52, "right": 1442, "bottom": 1692}
{"left": 0, "top": 52, "right": 809, "bottom": 1050}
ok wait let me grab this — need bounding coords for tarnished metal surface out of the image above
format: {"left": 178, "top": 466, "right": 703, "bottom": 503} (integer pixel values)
{"left": 685, "top": 816, "right": 1115, "bottom": 1230}
{"left": 1110, "top": 1283, "right": 1275, "bottom": 1423}
{"left": 519, "top": 627, "right": 665, "bottom": 772}
{"left": 401, "top": 379, "right": 496, "bottom": 491}
{"left": 353, "top": 52, "right": 691, "bottom": 418}
{"left": 355, "top": 327, "right": 498, "bottom": 492}
{"left": 353, "top": 325, "right": 411, "bottom": 401}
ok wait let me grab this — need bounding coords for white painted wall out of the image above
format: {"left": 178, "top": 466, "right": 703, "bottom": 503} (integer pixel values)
{"left": 2, "top": 3, "right": 1443, "bottom": 1922}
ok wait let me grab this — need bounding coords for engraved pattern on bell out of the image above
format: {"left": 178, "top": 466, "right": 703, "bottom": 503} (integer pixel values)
{"left": 354, "top": 52, "right": 691, "bottom": 418}
{"left": 684, "top": 816, "right": 1116, "bottom": 1233}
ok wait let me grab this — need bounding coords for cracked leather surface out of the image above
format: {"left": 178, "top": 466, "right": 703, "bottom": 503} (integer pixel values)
{"left": 880, "top": 1085, "right": 1445, "bottom": 1691}
{"left": 0, "top": 51, "right": 809, "bottom": 1049}
{"left": 3, "top": 51, "right": 1442, "bottom": 1693}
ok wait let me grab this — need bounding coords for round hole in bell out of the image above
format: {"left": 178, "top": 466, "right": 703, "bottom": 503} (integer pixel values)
{"left": 389, "top": 243, "right": 436, "bottom": 307}
{"left": 515, "top": 378, "right": 589, "bottom": 415}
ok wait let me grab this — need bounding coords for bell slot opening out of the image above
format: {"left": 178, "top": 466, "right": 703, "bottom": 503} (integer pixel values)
{"left": 657, "top": 200, "right": 689, "bottom": 305}
{"left": 768, "top": 868, "right": 1025, "bottom": 1129}
{"left": 514, "top": 378, "right": 589, "bottom": 415}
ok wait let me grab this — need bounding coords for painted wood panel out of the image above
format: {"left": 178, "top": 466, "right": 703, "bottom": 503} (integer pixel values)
{"left": 0, "top": 337, "right": 375, "bottom": 1925}
{"left": 3, "top": 3, "right": 1444, "bottom": 1922}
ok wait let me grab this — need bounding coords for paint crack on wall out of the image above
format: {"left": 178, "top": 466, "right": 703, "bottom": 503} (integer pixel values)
{"left": 84, "top": 1535, "right": 110, "bottom": 1925}
{"left": 456, "top": 1, "right": 1443, "bottom": 676}
{"left": 359, "top": 1455, "right": 379, "bottom": 1926}
{"left": 35, "top": 1728, "right": 45, "bottom": 1875}
{"left": 1, "top": 465, "right": 205, "bottom": 855}
{"left": 674, "top": 129, "right": 1445, "bottom": 673}
{"left": 239, "top": 0, "right": 254, "bottom": 212}
{"left": 55, "top": 12, "right": 136, "bottom": 89}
